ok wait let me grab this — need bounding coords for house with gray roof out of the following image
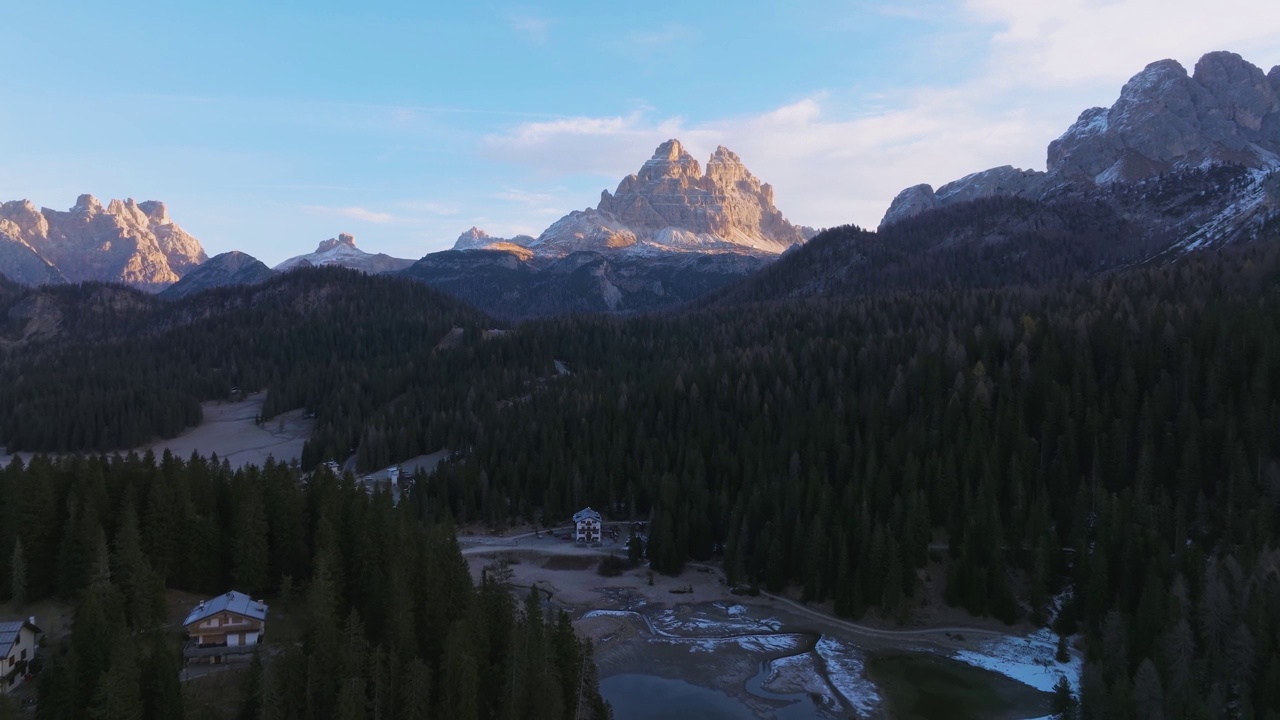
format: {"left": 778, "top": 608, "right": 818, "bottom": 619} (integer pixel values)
{"left": 182, "top": 591, "right": 268, "bottom": 664}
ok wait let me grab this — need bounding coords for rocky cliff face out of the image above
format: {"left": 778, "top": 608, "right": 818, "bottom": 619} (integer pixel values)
{"left": 881, "top": 51, "right": 1280, "bottom": 241}
{"left": 275, "top": 233, "right": 414, "bottom": 274}
{"left": 1048, "top": 52, "right": 1280, "bottom": 183}
{"left": 456, "top": 140, "right": 809, "bottom": 259}
{"left": 158, "top": 251, "right": 274, "bottom": 300}
{"left": 0, "top": 195, "right": 207, "bottom": 289}
{"left": 421, "top": 140, "right": 809, "bottom": 317}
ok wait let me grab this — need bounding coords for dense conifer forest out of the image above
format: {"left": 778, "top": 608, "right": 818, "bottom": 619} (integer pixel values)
{"left": 3, "top": 219, "right": 1280, "bottom": 717}
{"left": 0, "top": 453, "right": 609, "bottom": 720}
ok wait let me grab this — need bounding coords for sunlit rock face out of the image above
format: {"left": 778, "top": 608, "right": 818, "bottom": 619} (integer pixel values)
{"left": 881, "top": 51, "right": 1280, "bottom": 229}
{"left": 507, "top": 139, "right": 810, "bottom": 259}
{"left": 0, "top": 195, "right": 207, "bottom": 289}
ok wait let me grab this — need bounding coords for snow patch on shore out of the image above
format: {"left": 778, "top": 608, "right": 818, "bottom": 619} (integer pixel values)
{"left": 951, "top": 628, "right": 1082, "bottom": 693}
{"left": 815, "top": 636, "right": 881, "bottom": 717}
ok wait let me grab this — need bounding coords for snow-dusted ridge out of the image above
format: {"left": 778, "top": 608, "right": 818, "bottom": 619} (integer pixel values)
{"left": 275, "top": 232, "right": 414, "bottom": 274}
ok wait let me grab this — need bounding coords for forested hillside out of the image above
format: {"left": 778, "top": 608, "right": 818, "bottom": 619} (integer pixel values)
{"left": 413, "top": 244, "right": 1280, "bottom": 719}
{"left": 0, "top": 268, "right": 535, "bottom": 468}
{"left": 0, "top": 453, "right": 610, "bottom": 720}
{"left": 5, "top": 221, "right": 1280, "bottom": 717}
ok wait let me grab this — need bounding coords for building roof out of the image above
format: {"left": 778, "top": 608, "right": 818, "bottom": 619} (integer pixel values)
{"left": 183, "top": 590, "right": 269, "bottom": 627}
{"left": 573, "top": 507, "right": 602, "bottom": 523}
{"left": 0, "top": 619, "right": 40, "bottom": 657}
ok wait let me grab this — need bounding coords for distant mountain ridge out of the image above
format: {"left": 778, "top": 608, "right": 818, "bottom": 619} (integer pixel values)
{"left": 880, "top": 51, "right": 1280, "bottom": 253}
{"left": 275, "top": 233, "right": 414, "bottom": 274}
{"left": 0, "top": 194, "right": 207, "bottom": 290}
{"left": 457, "top": 140, "right": 812, "bottom": 259}
{"left": 403, "top": 140, "right": 811, "bottom": 318}
{"left": 159, "top": 251, "right": 275, "bottom": 300}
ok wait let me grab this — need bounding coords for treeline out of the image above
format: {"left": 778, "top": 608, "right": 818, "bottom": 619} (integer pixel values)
{"left": 415, "top": 244, "right": 1280, "bottom": 718}
{"left": 0, "top": 268, "right": 547, "bottom": 470}
{"left": 0, "top": 453, "right": 610, "bottom": 720}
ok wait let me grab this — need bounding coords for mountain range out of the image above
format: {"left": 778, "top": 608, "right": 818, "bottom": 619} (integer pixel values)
{"left": 3, "top": 51, "right": 1279, "bottom": 317}
{"left": 879, "top": 51, "right": 1280, "bottom": 255}
{"left": 0, "top": 195, "right": 206, "bottom": 290}
{"left": 399, "top": 140, "right": 813, "bottom": 317}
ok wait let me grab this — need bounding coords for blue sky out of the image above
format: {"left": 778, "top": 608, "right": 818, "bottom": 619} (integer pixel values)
{"left": 3, "top": 1, "right": 1279, "bottom": 266}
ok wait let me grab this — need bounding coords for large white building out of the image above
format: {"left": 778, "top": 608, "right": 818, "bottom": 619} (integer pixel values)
{"left": 573, "top": 507, "right": 602, "bottom": 543}
{"left": 0, "top": 618, "right": 40, "bottom": 695}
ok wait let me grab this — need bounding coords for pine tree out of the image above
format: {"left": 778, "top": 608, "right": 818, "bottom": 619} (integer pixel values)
{"left": 399, "top": 658, "right": 432, "bottom": 720}
{"left": 238, "top": 649, "right": 265, "bottom": 720}
{"left": 88, "top": 647, "right": 142, "bottom": 720}
{"left": 139, "top": 632, "right": 184, "bottom": 720}
{"left": 1051, "top": 676, "right": 1077, "bottom": 720}
{"left": 9, "top": 538, "right": 25, "bottom": 606}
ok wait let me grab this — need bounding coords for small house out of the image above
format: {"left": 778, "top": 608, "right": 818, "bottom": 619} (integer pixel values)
{"left": 0, "top": 618, "right": 40, "bottom": 695}
{"left": 573, "top": 507, "right": 603, "bottom": 543}
{"left": 183, "top": 591, "right": 268, "bottom": 664}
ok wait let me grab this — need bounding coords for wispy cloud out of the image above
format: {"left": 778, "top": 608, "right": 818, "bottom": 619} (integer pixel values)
{"left": 399, "top": 200, "right": 460, "bottom": 216}
{"left": 968, "top": 0, "right": 1280, "bottom": 86}
{"left": 302, "top": 205, "right": 395, "bottom": 224}
{"left": 625, "top": 23, "right": 693, "bottom": 50}
{"left": 508, "top": 14, "right": 552, "bottom": 45}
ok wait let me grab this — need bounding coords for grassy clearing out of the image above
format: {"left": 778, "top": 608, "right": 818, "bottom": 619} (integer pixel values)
{"left": 543, "top": 555, "right": 597, "bottom": 571}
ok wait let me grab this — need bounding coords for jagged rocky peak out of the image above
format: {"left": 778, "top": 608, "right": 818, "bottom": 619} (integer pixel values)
{"left": 1048, "top": 51, "right": 1280, "bottom": 183}
{"left": 316, "top": 232, "right": 358, "bottom": 253}
{"left": 555, "top": 138, "right": 807, "bottom": 256}
{"left": 138, "top": 200, "right": 171, "bottom": 225}
{"left": 73, "top": 193, "right": 103, "bottom": 214}
{"left": 0, "top": 194, "right": 207, "bottom": 289}
{"left": 882, "top": 50, "right": 1280, "bottom": 228}
{"left": 636, "top": 139, "right": 702, "bottom": 183}
{"left": 0, "top": 200, "right": 49, "bottom": 237}
{"left": 451, "top": 227, "right": 536, "bottom": 251}
{"left": 454, "top": 227, "right": 493, "bottom": 250}
{"left": 275, "top": 231, "right": 414, "bottom": 274}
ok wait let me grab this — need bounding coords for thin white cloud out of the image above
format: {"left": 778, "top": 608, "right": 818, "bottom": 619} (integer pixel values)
{"left": 399, "top": 200, "right": 460, "bottom": 216}
{"left": 496, "top": 188, "right": 561, "bottom": 206}
{"left": 302, "top": 205, "right": 395, "bottom": 224}
{"left": 626, "top": 23, "right": 694, "bottom": 50}
{"left": 968, "top": 0, "right": 1280, "bottom": 86}
{"left": 508, "top": 14, "right": 551, "bottom": 45}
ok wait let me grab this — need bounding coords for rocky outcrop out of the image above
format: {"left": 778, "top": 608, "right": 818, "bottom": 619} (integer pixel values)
{"left": 1048, "top": 52, "right": 1280, "bottom": 184}
{"left": 526, "top": 139, "right": 808, "bottom": 258}
{"left": 452, "top": 227, "right": 536, "bottom": 252}
{"left": 275, "top": 233, "right": 414, "bottom": 274}
{"left": 0, "top": 219, "right": 65, "bottom": 285}
{"left": 881, "top": 167, "right": 1049, "bottom": 228}
{"left": 881, "top": 51, "right": 1280, "bottom": 231}
{"left": 158, "top": 251, "right": 274, "bottom": 300}
{"left": 0, "top": 195, "right": 207, "bottom": 289}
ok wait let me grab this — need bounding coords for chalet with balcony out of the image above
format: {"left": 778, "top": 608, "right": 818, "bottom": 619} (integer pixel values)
{"left": 574, "top": 507, "right": 602, "bottom": 543}
{"left": 183, "top": 591, "right": 268, "bottom": 663}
